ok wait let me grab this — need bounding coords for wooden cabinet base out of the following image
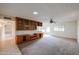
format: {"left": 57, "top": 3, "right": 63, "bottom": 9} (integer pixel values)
{"left": 16, "top": 33, "right": 43, "bottom": 44}
{"left": 16, "top": 35, "right": 23, "bottom": 44}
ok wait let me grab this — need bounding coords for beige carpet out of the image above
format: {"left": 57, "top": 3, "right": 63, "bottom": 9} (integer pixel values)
{"left": 18, "top": 34, "right": 79, "bottom": 55}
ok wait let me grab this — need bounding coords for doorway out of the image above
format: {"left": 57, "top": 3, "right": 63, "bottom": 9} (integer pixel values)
{"left": 0, "top": 27, "right": 2, "bottom": 40}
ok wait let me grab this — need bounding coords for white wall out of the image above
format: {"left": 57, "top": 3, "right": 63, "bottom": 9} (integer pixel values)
{"left": 16, "top": 27, "right": 42, "bottom": 35}
{"left": 16, "top": 30, "right": 40, "bottom": 35}
{"left": 77, "top": 20, "right": 79, "bottom": 43}
{"left": 42, "top": 21, "right": 77, "bottom": 39}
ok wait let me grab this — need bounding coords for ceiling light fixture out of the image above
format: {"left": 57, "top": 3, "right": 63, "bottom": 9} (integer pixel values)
{"left": 33, "top": 11, "right": 38, "bottom": 15}
{"left": 50, "top": 18, "right": 55, "bottom": 23}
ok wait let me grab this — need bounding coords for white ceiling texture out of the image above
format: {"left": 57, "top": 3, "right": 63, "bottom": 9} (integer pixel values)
{"left": 0, "top": 3, "right": 79, "bottom": 23}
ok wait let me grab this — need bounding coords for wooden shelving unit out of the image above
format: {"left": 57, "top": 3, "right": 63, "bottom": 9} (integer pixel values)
{"left": 15, "top": 17, "right": 43, "bottom": 44}
{"left": 15, "top": 17, "right": 42, "bottom": 30}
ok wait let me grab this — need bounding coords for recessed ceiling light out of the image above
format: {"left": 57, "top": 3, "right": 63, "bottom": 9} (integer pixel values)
{"left": 33, "top": 11, "right": 38, "bottom": 15}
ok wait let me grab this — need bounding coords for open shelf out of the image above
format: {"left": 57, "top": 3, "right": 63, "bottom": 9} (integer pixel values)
{"left": 16, "top": 17, "right": 42, "bottom": 30}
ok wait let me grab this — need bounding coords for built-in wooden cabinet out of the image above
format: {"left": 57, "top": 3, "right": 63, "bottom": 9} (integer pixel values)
{"left": 37, "top": 22, "right": 42, "bottom": 26}
{"left": 15, "top": 17, "right": 42, "bottom": 30}
{"left": 15, "top": 17, "right": 43, "bottom": 44}
{"left": 16, "top": 33, "right": 43, "bottom": 44}
{"left": 16, "top": 35, "right": 24, "bottom": 44}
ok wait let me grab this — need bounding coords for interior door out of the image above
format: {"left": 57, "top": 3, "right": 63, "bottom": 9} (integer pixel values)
{"left": 0, "top": 27, "right": 2, "bottom": 40}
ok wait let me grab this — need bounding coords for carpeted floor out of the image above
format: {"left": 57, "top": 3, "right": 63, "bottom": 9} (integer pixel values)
{"left": 18, "top": 34, "right": 79, "bottom": 55}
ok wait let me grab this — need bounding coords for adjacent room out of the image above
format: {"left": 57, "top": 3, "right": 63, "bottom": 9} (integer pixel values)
{"left": 0, "top": 3, "right": 79, "bottom": 55}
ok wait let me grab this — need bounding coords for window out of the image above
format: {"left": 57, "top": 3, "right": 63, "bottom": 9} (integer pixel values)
{"left": 37, "top": 26, "right": 43, "bottom": 32}
{"left": 37, "top": 26, "right": 50, "bottom": 33}
{"left": 41, "top": 29, "right": 45, "bottom": 32}
{"left": 54, "top": 26, "right": 64, "bottom": 32}
{"left": 46, "top": 27, "right": 50, "bottom": 33}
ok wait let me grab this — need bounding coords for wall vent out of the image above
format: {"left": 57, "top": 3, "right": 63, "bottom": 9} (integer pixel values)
{"left": 4, "top": 17, "right": 11, "bottom": 20}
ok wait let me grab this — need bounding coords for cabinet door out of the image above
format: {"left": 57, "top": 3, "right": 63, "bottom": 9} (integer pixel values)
{"left": 16, "top": 36, "right": 23, "bottom": 44}
{"left": 16, "top": 19, "right": 23, "bottom": 30}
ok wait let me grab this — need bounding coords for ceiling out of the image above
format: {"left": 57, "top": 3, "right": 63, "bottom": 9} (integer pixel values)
{"left": 0, "top": 3, "right": 79, "bottom": 23}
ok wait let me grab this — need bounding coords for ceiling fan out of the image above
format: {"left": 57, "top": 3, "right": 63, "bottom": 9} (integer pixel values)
{"left": 50, "top": 18, "right": 56, "bottom": 23}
